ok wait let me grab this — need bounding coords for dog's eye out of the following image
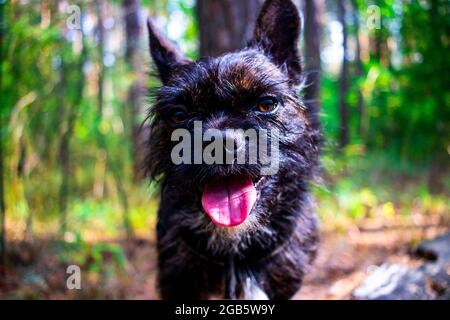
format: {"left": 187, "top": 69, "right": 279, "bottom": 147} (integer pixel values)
{"left": 257, "top": 97, "right": 279, "bottom": 114}
{"left": 169, "top": 108, "right": 188, "bottom": 123}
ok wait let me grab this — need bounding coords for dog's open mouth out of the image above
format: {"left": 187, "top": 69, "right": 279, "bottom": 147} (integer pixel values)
{"left": 201, "top": 176, "right": 257, "bottom": 227}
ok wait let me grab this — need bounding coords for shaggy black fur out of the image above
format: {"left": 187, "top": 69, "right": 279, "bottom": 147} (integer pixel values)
{"left": 145, "top": 0, "right": 321, "bottom": 300}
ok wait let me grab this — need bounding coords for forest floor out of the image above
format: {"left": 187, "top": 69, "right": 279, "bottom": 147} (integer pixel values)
{"left": 295, "top": 224, "right": 446, "bottom": 299}
{"left": 0, "top": 217, "right": 447, "bottom": 300}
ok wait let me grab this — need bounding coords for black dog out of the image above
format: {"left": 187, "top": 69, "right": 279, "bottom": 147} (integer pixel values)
{"left": 146, "top": 0, "right": 320, "bottom": 299}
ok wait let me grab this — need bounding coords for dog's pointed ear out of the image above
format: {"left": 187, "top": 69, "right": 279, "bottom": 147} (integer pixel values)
{"left": 250, "top": 0, "right": 302, "bottom": 85}
{"left": 147, "top": 18, "right": 191, "bottom": 84}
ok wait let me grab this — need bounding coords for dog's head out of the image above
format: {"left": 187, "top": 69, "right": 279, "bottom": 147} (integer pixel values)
{"left": 146, "top": 0, "right": 319, "bottom": 232}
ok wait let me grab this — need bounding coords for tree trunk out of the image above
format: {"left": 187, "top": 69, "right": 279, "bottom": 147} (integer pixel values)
{"left": 303, "top": 0, "right": 324, "bottom": 130}
{"left": 58, "top": 64, "right": 68, "bottom": 237}
{"left": 196, "top": 0, "right": 263, "bottom": 57}
{"left": 351, "top": 0, "right": 365, "bottom": 137}
{"left": 59, "top": 22, "right": 87, "bottom": 237}
{"left": 123, "top": 0, "right": 145, "bottom": 181}
{"left": 0, "top": 0, "right": 6, "bottom": 276}
{"left": 95, "top": 0, "right": 105, "bottom": 118}
{"left": 95, "top": 0, "right": 133, "bottom": 240}
{"left": 337, "top": 0, "right": 349, "bottom": 148}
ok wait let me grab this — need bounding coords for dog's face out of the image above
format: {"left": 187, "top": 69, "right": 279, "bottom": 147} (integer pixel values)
{"left": 146, "top": 0, "right": 319, "bottom": 234}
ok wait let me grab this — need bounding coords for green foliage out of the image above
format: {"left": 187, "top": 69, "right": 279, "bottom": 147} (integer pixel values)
{"left": 58, "top": 233, "right": 126, "bottom": 273}
{"left": 321, "top": 0, "right": 450, "bottom": 164}
{"left": 315, "top": 150, "right": 449, "bottom": 231}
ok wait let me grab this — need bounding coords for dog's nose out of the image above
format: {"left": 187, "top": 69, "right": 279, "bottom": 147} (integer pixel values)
{"left": 223, "top": 130, "right": 244, "bottom": 155}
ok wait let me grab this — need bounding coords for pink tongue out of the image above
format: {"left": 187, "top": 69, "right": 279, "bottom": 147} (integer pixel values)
{"left": 201, "top": 176, "right": 257, "bottom": 227}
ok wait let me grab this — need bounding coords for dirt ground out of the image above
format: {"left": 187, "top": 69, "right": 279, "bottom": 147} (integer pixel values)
{"left": 0, "top": 223, "right": 447, "bottom": 300}
{"left": 295, "top": 225, "right": 445, "bottom": 299}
